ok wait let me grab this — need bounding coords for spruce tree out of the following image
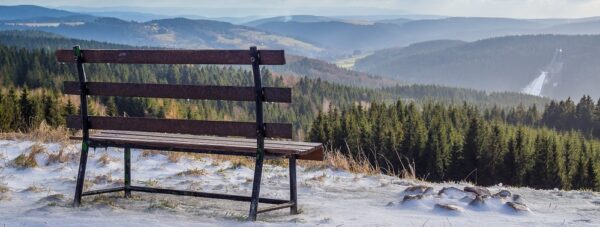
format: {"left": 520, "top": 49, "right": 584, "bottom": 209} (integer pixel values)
{"left": 462, "top": 116, "right": 487, "bottom": 183}
{"left": 42, "top": 93, "right": 61, "bottom": 127}
{"left": 19, "top": 86, "right": 34, "bottom": 131}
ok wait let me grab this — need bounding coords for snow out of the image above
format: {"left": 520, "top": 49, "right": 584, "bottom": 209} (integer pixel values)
{"left": 522, "top": 71, "right": 547, "bottom": 96}
{"left": 1, "top": 140, "right": 600, "bottom": 226}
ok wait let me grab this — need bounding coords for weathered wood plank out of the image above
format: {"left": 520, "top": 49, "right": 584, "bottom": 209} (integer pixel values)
{"left": 90, "top": 134, "right": 312, "bottom": 152}
{"left": 55, "top": 49, "right": 285, "bottom": 65}
{"left": 67, "top": 116, "right": 292, "bottom": 139}
{"left": 63, "top": 81, "right": 291, "bottom": 103}
{"left": 94, "top": 130, "right": 324, "bottom": 160}
{"left": 70, "top": 134, "right": 324, "bottom": 160}
{"left": 97, "top": 130, "right": 321, "bottom": 148}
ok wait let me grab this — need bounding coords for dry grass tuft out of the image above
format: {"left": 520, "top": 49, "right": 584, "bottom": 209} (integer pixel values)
{"left": 11, "top": 143, "right": 46, "bottom": 169}
{"left": 228, "top": 158, "right": 251, "bottom": 169}
{"left": 176, "top": 168, "right": 207, "bottom": 177}
{"left": 141, "top": 179, "right": 160, "bottom": 187}
{"left": 148, "top": 199, "right": 178, "bottom": 210}
{"left": 0, "top": 184, "right": 9, "bottom": 194}
{"left": 140, "top": 150, "right": 161, "bottom": 158}
{"left": 167, "top": 152, "right": 184, "bottom": 163}
{"left": 302, "top": 149, "right": 380, "bottom": 175}
{"left": 90, "top": 195, "right": 118, "bottom": 207}
{"left": 0, "top": 122, "right": 70, "bottom": 144}
{"left": 92, "top": 174, "right": 114, "bottom": 184}
{"left": 23, "top": 184, "right": 45, "bottom": 193}
{"left": 46, "top": 146, "right": 75, "bottom": 165}
{"left": 97, "top": 153, "right": 112, "bottom": 167}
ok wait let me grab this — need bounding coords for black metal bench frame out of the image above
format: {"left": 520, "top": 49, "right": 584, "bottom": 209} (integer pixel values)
{"left": 56, "top": 46, "right": 320, "bottom": 221}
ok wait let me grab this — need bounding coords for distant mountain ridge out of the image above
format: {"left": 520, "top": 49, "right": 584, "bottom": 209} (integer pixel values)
{"left": 354, "top": 34, "right": 600, "bottom": 99}
{"left": 0, "top": 5, "right": 86, "bottom": 20}
{"left": 0, "top": 30, "right": 394, "bottom": 88}
{"left": 3, "top": 5, "right": 600, "bottom": 59}
{"left": 250, "top": 16, "right": 600, "bottom": 56}
{"left": 0, "top": 16, "right": 325, "bottom": 57}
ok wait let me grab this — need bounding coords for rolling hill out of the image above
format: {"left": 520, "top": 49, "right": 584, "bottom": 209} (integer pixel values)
{"left": 0, "top": 17, "right": 325, "bottom": 57}
{"left": 0, "top": 5, "right": 85, "bottom": 20}
{"left": 249, "top": 16, "right": 600, "bottom": 57}
{"left": 0, "top": 30, "right": 391, "bottom": 88}
{"left": 354, "top": 34, "right": 600, "bottom": 99}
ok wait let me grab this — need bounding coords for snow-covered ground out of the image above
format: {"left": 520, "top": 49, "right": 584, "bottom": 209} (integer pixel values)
{"left": 1, "top": 140, "right": 600, "bottom": 226}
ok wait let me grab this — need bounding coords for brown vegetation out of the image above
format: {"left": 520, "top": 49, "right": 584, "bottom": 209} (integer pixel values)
{"left": 11, "top": 143, "right": 45, "bottom": 169}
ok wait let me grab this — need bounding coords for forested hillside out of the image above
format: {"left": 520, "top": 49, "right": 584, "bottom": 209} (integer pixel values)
{"left": 0, "top": 32, "right": 557, "bottom": 139}
{"left": 309, "top": 97, "right": 600, "bottom": 190}
{"left": 355, "top": 35, "right": 600, "bottom": 99}
{"left": 0, "top": 17, "right": 324, "bottom": 57}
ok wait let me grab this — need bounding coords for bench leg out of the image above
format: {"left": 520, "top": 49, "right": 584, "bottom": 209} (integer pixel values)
{"left": 73, "top": 141, "right": 90, "bottom": 207}
{"left": 248, "top": 152, "right": 265, "bottom": 221}
{"left": 289, "top": 156, "right": 298, "bottom": 214}
{"left": 124, "top": 147, "right": 131, "bottom": 198}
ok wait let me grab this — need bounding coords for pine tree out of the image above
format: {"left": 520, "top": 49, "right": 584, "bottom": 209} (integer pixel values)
{"left": 424, "top": 113, "right": 450, "bottom": 181}
{"left": 512, "top": 127, "right": 533, "bottom": 186}
{"left": 401, "top": 103, "right": 427, "bottom": 166}
{"left": 462, "top": 116, "right": 487, "bottom": 183}
{"left": 19, "top": 86, "right": 34, "bottom": 131}
{"left": 42, "top": 93, "right": 62, "bottom": 127}
{"left": 545, "top": 135, "right": 562, "bottom": 188}
{"left": 64, "top": 98, "right": 76, "bottom": 117}
{"left": 575, "top": 95, "right": 595, "bottom": 136}
{"left": 531, "top": 133, "right": 549, "bottom": 188}
{"left": 105, "top": 97, "right": 118, "bottom": 117}
{"left": 482, "top": 123, "right": 506, "bottom": 185}
{"left": 593, "top": 98, "right": 600, "bottom": 138}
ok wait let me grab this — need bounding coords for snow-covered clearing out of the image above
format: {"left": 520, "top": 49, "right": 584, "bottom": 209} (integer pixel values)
{"left": 1, "top": 140, "right": 599, "bottom": 226}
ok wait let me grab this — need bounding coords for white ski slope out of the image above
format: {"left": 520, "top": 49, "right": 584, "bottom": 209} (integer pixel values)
{"left": 1, "top": 140, "right": 599, "bottom": 226}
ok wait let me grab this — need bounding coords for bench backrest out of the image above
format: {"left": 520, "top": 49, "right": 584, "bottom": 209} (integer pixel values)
{"left": 57, "top": 46, "right": 291, "bottom": 140}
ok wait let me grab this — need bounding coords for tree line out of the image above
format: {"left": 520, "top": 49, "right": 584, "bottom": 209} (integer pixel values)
{"left": 484, "top": 95, "right": 600, "bottom": 139}
{"left": 309, "top": 100, "right": 600, "bottom": 191}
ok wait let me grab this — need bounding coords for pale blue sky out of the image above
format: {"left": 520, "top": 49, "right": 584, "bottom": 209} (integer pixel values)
{"left": 2, "top": 0, "right": 600, "bottom": 18}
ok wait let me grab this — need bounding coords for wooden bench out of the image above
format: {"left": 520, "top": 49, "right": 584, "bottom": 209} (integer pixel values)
{"left": 56, "top": 46, "right": 324, "bottom": 221}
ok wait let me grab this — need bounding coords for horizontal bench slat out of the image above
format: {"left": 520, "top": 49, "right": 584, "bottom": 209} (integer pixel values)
{"left": 67, "top": 116, "right": 292, "bottom": 139}
{"left": 97, "top": 130, "right": 321, "bottom": 148}
{"left": 63, "top": 81, "right": 291, "bottom": 103}
{"left": 91, "top": 134, "right": 311, "bottom": 152}
{"left": 55, "top": 49, "right": 285, "bottom": 65}
{"left": 76, "top": 135, "right": 323, "bottom": 160}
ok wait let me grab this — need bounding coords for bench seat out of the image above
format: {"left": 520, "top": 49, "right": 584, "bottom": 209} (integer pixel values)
{"left": 72, "top": 130, "right": 324, "bottom": 161}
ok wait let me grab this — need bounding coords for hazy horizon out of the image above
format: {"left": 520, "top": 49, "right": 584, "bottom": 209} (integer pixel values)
{"left": 2, "top": 0, "right": 600, "bottom": 19}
